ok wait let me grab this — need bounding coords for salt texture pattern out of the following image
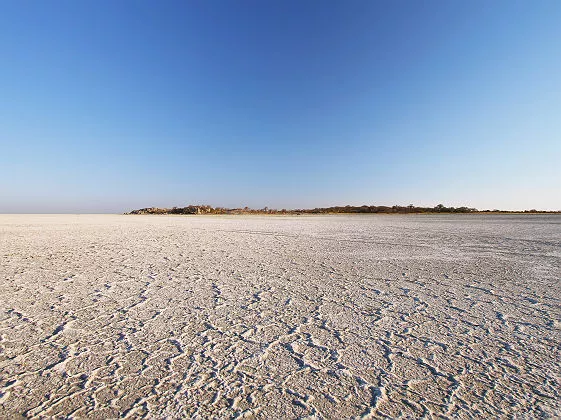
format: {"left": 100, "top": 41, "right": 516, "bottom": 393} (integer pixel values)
{"left": 0, "top": 214, "right": 559, "bottom": 418}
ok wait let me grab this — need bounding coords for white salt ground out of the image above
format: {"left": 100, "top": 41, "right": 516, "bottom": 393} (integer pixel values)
{"left": 0, "top": 214, "right": 559, "bottom": 418}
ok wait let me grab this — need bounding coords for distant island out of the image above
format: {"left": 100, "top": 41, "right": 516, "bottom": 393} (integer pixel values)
{"left": 126, "top": 204, "right": 560, "bottom": 215}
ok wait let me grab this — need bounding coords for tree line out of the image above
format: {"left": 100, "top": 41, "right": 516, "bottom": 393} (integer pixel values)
{"left": 126, "top": 204, "right": 561, "bottom": 215}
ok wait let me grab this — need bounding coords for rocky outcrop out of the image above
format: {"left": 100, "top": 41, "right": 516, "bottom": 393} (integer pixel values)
{"left": 126, "top": 206, "right": 215, "bottom": 215}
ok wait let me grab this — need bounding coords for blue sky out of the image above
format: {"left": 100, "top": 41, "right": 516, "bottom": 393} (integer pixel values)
{"left": 1, "top": 1, "right": 560, "bottom": 212}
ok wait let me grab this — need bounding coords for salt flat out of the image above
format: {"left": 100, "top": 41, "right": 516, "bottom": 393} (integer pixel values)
{"left": 0, "top": 214, "right": 559, "bottom": 418}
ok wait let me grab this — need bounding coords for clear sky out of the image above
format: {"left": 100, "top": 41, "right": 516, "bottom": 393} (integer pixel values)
{"left": 1, "top": 1, "right": 560, "bottom": 213}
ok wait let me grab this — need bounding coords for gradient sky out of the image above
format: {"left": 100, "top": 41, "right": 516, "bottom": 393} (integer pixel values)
{"left": 1, "top": 1, "right": 560, "bottom": 212}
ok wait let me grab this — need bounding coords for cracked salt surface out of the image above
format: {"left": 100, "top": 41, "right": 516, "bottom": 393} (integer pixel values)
{"left": 0, "top": 214, "right": 559, "bottom": 418}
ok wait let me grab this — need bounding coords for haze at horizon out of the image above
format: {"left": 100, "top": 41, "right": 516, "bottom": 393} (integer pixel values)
{"left": 1, "top": 1, "right": 560, "bottom": 213}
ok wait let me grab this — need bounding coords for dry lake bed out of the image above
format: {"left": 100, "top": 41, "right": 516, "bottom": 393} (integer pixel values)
{"left": 0, "top": 214, "right": 560, "bottom": 418}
